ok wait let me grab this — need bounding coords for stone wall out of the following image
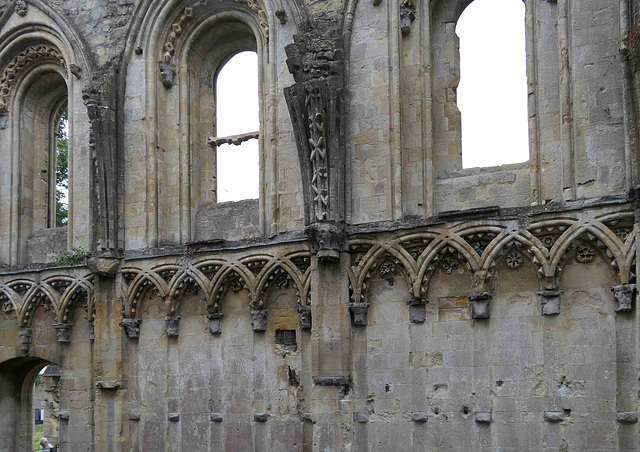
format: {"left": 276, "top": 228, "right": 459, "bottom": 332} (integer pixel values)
{"left": 0, "top": 0, "right": 638, "bottom": 450}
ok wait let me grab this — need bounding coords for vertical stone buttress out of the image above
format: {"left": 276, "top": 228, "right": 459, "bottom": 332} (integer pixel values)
{"left": 83, "top": 63, "right": 125, "bottom": 452}
{"left": 284, "top": 17, "right": 353, "bottom": 450}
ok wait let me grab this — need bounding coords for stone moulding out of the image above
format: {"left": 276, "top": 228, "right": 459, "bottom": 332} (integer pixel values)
{"left": 52, "top": 323, "right": 73, "bottom": 343}
{"left": 611, "top": 284, "right": 636, "bottom": 312}
{"left": 207, "top": 313, "right": 224, "bottom": 334}
{"left": 469, "top": 292, "right": 492, "bottom": 319}
{"left": 538, "top": 289, "right": 563, "bottom": 316}
{"left": 411, "top": 412, "right": 428, "bottom": 423}
{"left": 406, "top": 297, "right": 427, "bottom": 323}
{"left": 95, "top": 380, "right": 127, "bottom": 390}
{"left": 616, "top": 412, "right": 639, "bottom": 423}
{"left": 250, "top": 309, "right": 268, "bottom": 332}
{"left": 164, "top": 315, "right": 181, "bottom": 337}
{"left": 313, "top": 376, "right": 352, "bottom": 388}
{"left": 297, "top": 305, "right": 312, "bottom": 329}
{"left": 349, "top": 302, "right": 370, "bottom": 326}
{"left": 121, "top": 317, "right": 142, "bottom": 338}
{"left": 474, "top": 412, "right": 492, "bottom": 423}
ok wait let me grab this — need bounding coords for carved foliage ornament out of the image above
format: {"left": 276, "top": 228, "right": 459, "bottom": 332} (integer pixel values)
{"left": 0, "top": 44, "right": 67, "bottom": 112}
{"left": 15, "top": 0, "right": 27, "bottom": 16}
{"left": 305, "top": 85, "right": 329, "bottom": 221}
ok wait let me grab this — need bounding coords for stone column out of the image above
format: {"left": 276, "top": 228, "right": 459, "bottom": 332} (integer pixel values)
{"left": 307, "top": 223, "right": 353, "bottom": 450}
{"left": 90, "top": 257, "right": 125, "bottom": 452}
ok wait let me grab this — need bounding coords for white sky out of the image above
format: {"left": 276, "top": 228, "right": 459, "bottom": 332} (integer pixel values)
{"left": 216, "top": 51, "right": 260, "bottom": 202}
{"left": 457, "top": 0, "right": 529, "bottom": 168}
{"left": 207, "top": 0, "right": 530, "bottom": 201}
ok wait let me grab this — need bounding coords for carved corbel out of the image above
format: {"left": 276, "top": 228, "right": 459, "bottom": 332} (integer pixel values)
{"left": 349, "top": 302, "right": 370, "bottom": 326}
{"left": 306, "top": 221, "right": 349, "bottom": 262}
{"left": 120, "top": 317, "right": 142, "bottom": 338}
{"left": 53, "top": 323, "right": 73, "bottom": 343}
{"left": 19, "top": 326, "right": 32, "bottom": 345}
{"left": 611, "top": 284, "right": 636, "bottom": 312}
{"left": 14, "top": 0, "right": 27, "bottom": 16}
{"left": 297, "top": 305, "right": 312, "bottom": 329}
{"left": 538, "top": 289, "right": 563, "bottom": 315}
{"left": 406, "top": 298, "right": 427, "bottom": 323}
{"left": 251, "top": 309, "right": 269, "bottom": 332}
{"left": 159, "top": 62, "right": 177, "bottom": 88}
{"left": 469, "top": 292, "right": 492, "bottom": 319}
{"left": 164, "top": 315, "right": 181, "bottom": 337}
{"left": 400, "top": 0, "right": 416, "bottom": 35}
{"left": 207, "top": 313, "right": 224, "bottom": 334}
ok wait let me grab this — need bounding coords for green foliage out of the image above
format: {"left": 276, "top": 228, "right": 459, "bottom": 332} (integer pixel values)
{"left": 56, "top": 246, "right": 86, "bottom": 265}
{"left": 55, "top": 110, "right": 68, "bottom": 228}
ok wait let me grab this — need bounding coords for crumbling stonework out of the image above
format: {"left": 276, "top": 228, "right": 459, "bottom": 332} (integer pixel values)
{"left": 0, "top": 0, "right": 639, "bottom": 450}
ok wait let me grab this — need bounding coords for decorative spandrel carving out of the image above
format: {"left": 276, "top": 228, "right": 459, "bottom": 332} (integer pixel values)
{"left": 0, "top": 44, "right": 67, "bottom": 113}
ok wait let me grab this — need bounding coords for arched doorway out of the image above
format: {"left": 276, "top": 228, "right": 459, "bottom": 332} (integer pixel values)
{"left": 0, "top": 356, "right": 60, "bottom": 452}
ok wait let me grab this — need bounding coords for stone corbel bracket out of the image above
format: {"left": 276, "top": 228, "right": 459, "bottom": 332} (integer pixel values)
{"left": 164, "top": 315, "right": 181, "bottom": 337}
{"left": 612, "top": 284, "right": 636, "bottom": 312}
{"left": 297, "top": 305, "right": 312, "bottom": 329}
{"left": 207, "top": 313, "right": 224, "bottom": 334}
{"left": 53, "top": 323, "right": 73, "bottom": 343}
{"left": 538, "top": 289, "right": 563, "bottom": 315}
{"left": 120, "top": 317, "right": 142, "bottom": 339}
{"left": 251, "top": 309, "right": 268, "bottom": 332}
{"left": 406, "top": 298, "right": 427, "bottom": 323}
{"left": 400, "top": 0, "right": 416, "bottom": 35}
{"left": 306, "top": 221, "right": 349, "bottom": 262}
{"left": 159, "top": 62, "right": 177, "bottom": 88}
{"left": 469, "top": 292, "right": 492, "bottom": 319}
{"left": 349, "top": 302, "right": 370, "bottom": 326}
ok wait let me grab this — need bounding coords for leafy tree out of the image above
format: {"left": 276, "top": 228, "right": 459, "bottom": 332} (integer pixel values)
{"left": 55, "top": 110, "right": 68, "bottom": 227}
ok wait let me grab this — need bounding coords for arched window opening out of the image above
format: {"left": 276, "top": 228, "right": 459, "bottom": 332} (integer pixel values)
{"left": 32, "top": 365, "right": 60, "bottom": 450}
{"left": 211, "top": 51, "right": 259, "bottom": 203}
{"left": 456, "top": 0, "right": 528, "bottom": 168}
{"left": 52, "top": 108, "right": 68, "bottom": 228}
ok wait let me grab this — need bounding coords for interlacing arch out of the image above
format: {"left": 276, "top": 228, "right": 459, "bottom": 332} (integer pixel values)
{"left": 208, "top": 262, "right": 256, "bottom": 311}
{"left": 165, "top": 265, "right": 211, "bottom": 316}
{"left": 45, "top": 276, "right": 93, "bottom": 323}
{"left": 18, "top": 283, "right": 57, "bottom": 327}
{"left": 121, "top": 268, "right": 169, "bottom": 318}
{"left": 254, "top": 258, "right": 305, "bottom": 307}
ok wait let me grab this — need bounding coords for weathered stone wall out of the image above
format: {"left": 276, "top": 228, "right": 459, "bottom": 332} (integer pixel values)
{"left": 0, "top": 0, "right": 639, "bottom": 450}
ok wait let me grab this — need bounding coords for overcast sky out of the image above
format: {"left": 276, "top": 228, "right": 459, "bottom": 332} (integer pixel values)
{"left": 215, "top": 0, "right": 529, "bottom": 201}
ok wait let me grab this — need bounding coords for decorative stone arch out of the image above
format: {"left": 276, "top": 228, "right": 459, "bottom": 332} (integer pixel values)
{"left": 0, "top": 355, "right": 61, "bottom": 452}
{"left": 17, "top": 284, "right": 57, "bottom": 327}
{"left": 208, "top": 263, "right": 256, "bottom": 312}
{"left": 254, "top": 259, "right": 305, "bottom": 307}
{"left": 123, "top": 271, "right": 169, "bottom": 319}
{"left": 165, "top": 267, "right": 212, "bottom": 316}
{"left": 56, "top": 279, "right": 92, "bottom": 324}
{"left": 0, "top": 19, "right": 94, "bottom": 265}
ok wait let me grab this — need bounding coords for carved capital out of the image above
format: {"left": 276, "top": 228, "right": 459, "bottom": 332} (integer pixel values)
{"left": 120, "top": 317, "right": 142, "bottom": 339}
{"left": 611, "top": 284, "right": 636, "bottom": 313}
{"left": 164, "top": 315, "right": 181, "bottom": 337}
{"left": 469, "top": 292, "right": 492, "bottom": 319}
{"left": 306, "top": 221, "right": 349, "bottom": 262}
{"left": 406, "top": 298, "right": 427, "bottom": 323}
{"left": 18, "top": 327, "right": 32, "bottom": 345}
{"left": 206, "top": 313, "right": 224, "bottom": 335}
{"left": 53, "top": 323, "right": 73, "bottom": 343}
{"left": 297, "top": 305, "right": 312, "bottom": 329}
{"left": 349, "top": 302, "right": 370, "bottom": 326}
{"left": 159, "top": 62, "right": 177, "bottom": 88}
{"left": 250, "top": 309, "right": 268, "bottom": 332}
{"left": 87, "top": 256, "right": 119, "bottom": 277}
{"left": 538, "top": 289, "right": 563, "bottom": 316}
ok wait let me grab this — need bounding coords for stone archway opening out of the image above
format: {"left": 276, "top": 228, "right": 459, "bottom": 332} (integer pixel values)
{"left": 0, "top": 356, "right": 60, "bottom": 452}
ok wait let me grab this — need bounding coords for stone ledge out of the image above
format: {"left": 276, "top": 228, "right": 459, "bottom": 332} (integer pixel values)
{"left": 617, "top": 412, "right": 638, "bottom": 423}
{"left": 95, "top": 380, "right": 127, "bottom": 390}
